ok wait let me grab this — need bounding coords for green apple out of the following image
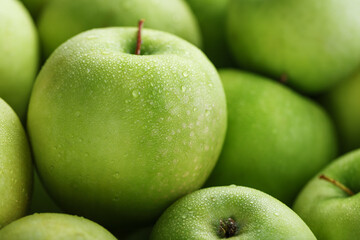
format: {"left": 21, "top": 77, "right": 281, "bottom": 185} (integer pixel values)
{"left": 185, "top": 0, "right": 234, "bottom": 67}
{"left": 0, "top": 98, "right": 32, "bottom": 228}
{"left": 293, "top": 149, "right": 360, "bottom": 240}
{"left": 206, "top": 69, "right": 337, "bottom": 205}
{"left": 0, "top": 0, "right": 39, "bottom": 120}
{"left": 38, "top": 0, "right": 202, "bottom": 58}
{"left": 27, "top": 27, "right": 227, "bottom": 229}
{"left": 321, "top": 70, "right": 360, "bottom": 153}
{"left": 0, "top": 213, "right": 117, "bottom": 239}
{"left": 151, "top": 186, "right": 316, "bottom": 239}
{"left": 227, "top": 0, "right": 360, "bottom": 94}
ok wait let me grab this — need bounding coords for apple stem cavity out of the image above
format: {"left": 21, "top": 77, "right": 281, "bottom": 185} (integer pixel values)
{"left": 280, "top": 73, "right": 288, "bottom": 83}
{"left": 319, "top": 174, "right": 354, "bottom": 196}
{"left": 218, "top": 217, "right": 239, "bottom": 238}
{"left": 135, "top": 19, "right": 145, "bottom": 55}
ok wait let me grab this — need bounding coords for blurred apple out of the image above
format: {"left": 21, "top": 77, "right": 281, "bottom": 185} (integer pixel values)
{"left": 38, "top": 0, "right": 202, "bottom": 57}
{"left": 0, "top": 213, "right": 117, "bottom": 240}
{"left": 227, "top": 0, "right": 360, "bottom": 94}
{"left": 321, "top": 70, "right": 360, "bottom": 153}
{"left": 0, "top": 0, "right": 39, "bottom": 120}
{"left": 206, "top": 69, "right": 337, "bottom": 205}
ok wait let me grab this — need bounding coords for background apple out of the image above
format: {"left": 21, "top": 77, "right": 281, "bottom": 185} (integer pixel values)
{"left": 293, "top": 149, "right": 360, "bottom": 240}
{"left": 38, "top": 0, "right": 202, "bottom": 58}
{"left": 0, "top": 0, "right": 39, "bottom": 120}
{"left": 206, "top": 69, "right": 337, "bottom": 205}
{"left": 185, "top": 0, "right": 235, "bottom": 67}
{"left": 151, "top": 186, "right": 316, "bottom": 239}
{"left": 0, "top": 98, "right": 32, "bottom": 228}
{"left": 27, "top": 27, "right": 227, "bottom": 230}
{"left": 320, "top": 70, "right": 360, "bottom": 153}
{"left": 0, "top": 213, "right": 117, "bottom": 239}
{"left": 227, "top": 0, "right": 360, "bottom": 94}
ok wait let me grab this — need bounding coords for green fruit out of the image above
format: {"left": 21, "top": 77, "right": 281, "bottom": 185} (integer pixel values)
{"left": 0, "top": 98, "right": 32, "bottom": 228}
{"left": 186, "top": 0, "right": 234, "bottom": 67}
{"left": 38, "top": 0, "right": 202, "bottom": 57}
{"left": 0, "top": 213, "right": 117, "bottom": 240}
{"left": 151, "top": 186, "right": 316, "bottom": 239}
{"left": 27, "top": 27, "right": 227, "bottom": 229}
{"left": 293, "top": 149, "right": 360, "bottom": 240}
{"left": 0, "top": 0, "right": 39, "bottom": 120}
{"left": 321, "top": 70, "right": 360, "bottom": 153}
{"left": 227, "top": 0, "right": 360, "bottom": 94}
{"left": 206, "top": 69, "right": 337, "bottom": 205}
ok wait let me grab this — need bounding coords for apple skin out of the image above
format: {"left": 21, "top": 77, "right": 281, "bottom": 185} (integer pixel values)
{"left": 293, "top": 149, "right": 360, "bottom": 240}
{"left": 0, "top": 213, "right": 117, "bottom": 240}
{"left": 0, "top": 0, "right": 39, "bottom": 120}
{"left": 0, "top": 99, "right": 32, "bottom": 228}
{"left": 185, "top": 0, "right": 235, "bottom": 68}
{"left": 206, "top": 69, "right": 337, "bottom": 205}
{"left": 27, "top": 27, "right": 227, "bottom": 229}
{"left": 227, "top": 0, "right": 360, "bottom": 94}
{"left": 38, "top": 0, "right": 202, "bottom": 57}
{"left": 321, "top": 70, "right": 360, "bottom": 153}
{"left": 150, "top": 186, "right": 316, "bottom": 239}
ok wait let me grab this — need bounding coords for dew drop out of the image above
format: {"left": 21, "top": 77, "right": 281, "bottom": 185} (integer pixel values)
{"left": 132, "top": 89, "right": 140, "bottom": 98}
{"left": 181, "top": 86, "right": 186, "bottom": 92}
{"left": 182, "top": 71, "right": 189, "bottom": 77}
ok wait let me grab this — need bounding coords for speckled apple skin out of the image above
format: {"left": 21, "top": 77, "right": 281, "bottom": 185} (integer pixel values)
{"left": 0, "top": 99, "right": 32, "bottom": 228}
{"left": 151, "top": 186, "right": 316, "bottom": 239}
{"left": 206, "top": 70, "right": 337, "bottom": 205}
{"left": 0, "top": 0, "right": 38, "bottom": 120}
{"left": 27, "top": 27, "right": 227, "bottom": 229}
{"left": 38, "top": 0, "right": 202, "bottom": 57}
{"left": 227, "top": 0, "right": 360, "bottom": 94}
{"left": 293, "top": 150, "right": 360, "bottom": 240}
{"left": 0, "top": 213, "right": 117, "bottom": 240}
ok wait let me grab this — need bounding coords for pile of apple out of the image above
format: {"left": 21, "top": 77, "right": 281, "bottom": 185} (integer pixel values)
{"left": 1, "top": 0, "right": 360, "bottom": 239}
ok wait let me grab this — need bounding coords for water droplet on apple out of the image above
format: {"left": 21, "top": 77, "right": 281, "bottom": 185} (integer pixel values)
{"left": 132, "top": 89, "right": 140, "bottom": 98}
{"left": 87, "top": 68, "right": 91, "bottom": 73}
{"left": 181, "top": 86, "right": 186, "bottom": 92}
{"left": 102, "top": 51, "right": 110, "bottom": 55}
{"left": 274, "top": 212, "right": 279, "bottom": 216}
{"left": 182, "top": 72, "right": 189, "bottom": 77}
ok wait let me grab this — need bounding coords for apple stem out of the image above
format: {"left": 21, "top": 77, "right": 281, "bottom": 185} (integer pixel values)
{"left": 135, "top": 19, "right": 145, "bottom": 55}
{"left": 280, "top": 73, "right": 288, "bottom": 83}
{"left": 218, "top": 218, "right": 239, "bottom": 238}
{"left": 319, "top": 174, "right": 354, "bottom": 196}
